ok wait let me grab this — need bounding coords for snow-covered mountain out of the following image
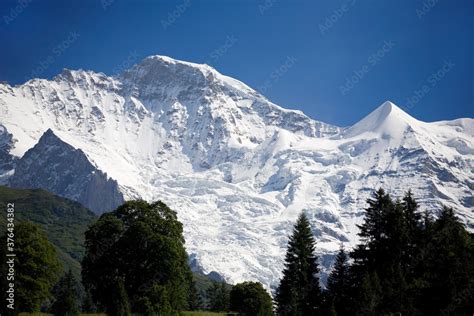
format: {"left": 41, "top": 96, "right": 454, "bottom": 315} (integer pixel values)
{"left": 0, "top": 55, "right": 472, "bottom": 289}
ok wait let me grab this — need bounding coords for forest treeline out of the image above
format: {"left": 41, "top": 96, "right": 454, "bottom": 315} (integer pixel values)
{"left": 0, "top": 188, "right": 473, "bottom": 315}
{"left": 275, "top": 189, "right": 474, "bottom": 315}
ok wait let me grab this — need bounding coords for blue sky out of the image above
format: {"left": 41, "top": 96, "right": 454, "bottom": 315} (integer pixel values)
{"left": 0, "top": 0, "right": 472, "bottom": 126}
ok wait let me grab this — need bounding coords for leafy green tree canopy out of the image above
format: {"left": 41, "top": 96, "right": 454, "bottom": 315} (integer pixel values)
{"left": 230, "top": 281, "right": 273, "bottom": 316}
{"left": 0, "top": 221, "right": 62, "bottom": 314}
{"left": 82, "top": 200, "right": 192, "bottom": 315}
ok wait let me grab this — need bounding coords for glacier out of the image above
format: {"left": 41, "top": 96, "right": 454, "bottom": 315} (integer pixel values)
{"left": 0, "top": 55, "right": 472, "bottom": 289}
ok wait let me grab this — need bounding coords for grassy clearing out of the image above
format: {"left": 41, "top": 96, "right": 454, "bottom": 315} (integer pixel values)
{"left": 182, "top": 312, "right": 227, "bottom": 316}
{"left": 20, "top": 313, "right": 225, "bottom": 316}
{"left": 19, "top": 314, "right": 106, "bottom": 316}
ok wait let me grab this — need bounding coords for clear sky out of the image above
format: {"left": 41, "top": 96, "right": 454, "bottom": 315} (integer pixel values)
{"left": 0, "top": 0, "right": 472, "bottom": 126}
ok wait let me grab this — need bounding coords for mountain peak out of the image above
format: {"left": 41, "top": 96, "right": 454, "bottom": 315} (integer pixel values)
{"left": 44, "top": 128, "right": 55, "bottom": 135}
{"left": 35, "top": 129, "right": 76, "bottom": 154}
{"left": 117, "top": 54, "right": 265, "bottom": 110}
{"left": 10, "top": 128, "right": 124, "bottom": 214}
{"left": 144, "top": 55, "right": 211, "bottom": 69}
{"left": 343, "top": 101, "right": 419, "bottom": 138}
{"left": 118, "top": 54, "right": 219, "bottom": 94}
{"left": 129, "top": 54, "right": 215, "bottom": 77}
{"left": 378, "top": 100, "right": 395, "bottom": 112}
{"left": 376, "top": 100, "right": 406, "bottom": 117}
{"left": 41, "top": 128, "right": 60, "bottom": 141}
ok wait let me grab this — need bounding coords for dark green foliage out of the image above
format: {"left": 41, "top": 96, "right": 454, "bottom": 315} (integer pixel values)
{"left": 356, "top": 271, "right": 382, "bottom": 316}
{"left": 416, "top": 206, "right": 474, "bottom": 314}
{"left": 0, "top": 221, "right": 62, "bottom": 314}
{"left": 269, "top": 189, "right": 473, "bottom": 314}
{"left": 325, "top": 246, "right": 351, "bottom": 316}
{"left": 188, "top": 277, "right": 204, "bottom": 311}
{"left": 348, "top": 189, "right": 474, "bottom": 315}
{"left": 400, "top": 191, "right": 422, "bottom": 296}
{"left": 107, "top": 279, "right": 131, "bottom": 316}
{"left": 275, "top": 212, "right": 321, "bottom": 315}
{"left": 81, "top": 290, "right": 96, "bottom": 313}
{"left": 0, "top": 186, "right": 96, "bottom": 276}
{"left": 351, "top": 189, "right": 414, "bottom": 314}
{"left": 352, "top": 188, "right": 394, "bottom": 272}
{"left": 207, "top": 282, "right": 230, "bottom": 312}
{"left": 51, "top": 270, "right": 80, "bottom": 316}
{"left": 402, "top": 190, "right": 421, "bottom": 254}
{"left": 191, "top": 273, "right": 232, "bottom": 311}
{"left": 82, "top": 200, "right": 192, "bottom": 314}
{"left": 230, "top": 281, "right": 273, "bottom": 316}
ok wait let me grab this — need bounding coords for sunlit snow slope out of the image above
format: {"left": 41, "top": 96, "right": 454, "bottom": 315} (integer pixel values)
{"left": 0, "top": 55, "right": 472, "bottom": 289}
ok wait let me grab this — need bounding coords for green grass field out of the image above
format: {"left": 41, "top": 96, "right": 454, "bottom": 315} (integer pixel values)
{"left": 19, "top": 312, "right": 227, "bottom": 316}
{"left": 182, "top": 312, "right": 227, "bottom": 316}
{"left": 19, "top": 314, "right": 106, "bottom": 316}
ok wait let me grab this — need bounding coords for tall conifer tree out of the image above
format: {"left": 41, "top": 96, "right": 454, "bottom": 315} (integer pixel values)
{"left": 419, "top": 206, "right": 474, "bottom": 314}
{"left": 326, "top": 246, "right": 351, "bottom": 316}
{"left": 275, "top": 213, "right": 321, "bottom": 315}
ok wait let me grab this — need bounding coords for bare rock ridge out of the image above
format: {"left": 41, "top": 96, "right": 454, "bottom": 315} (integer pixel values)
{"left": 0, "top": 124, "right": 17, "bottom": 182}
{"left": 9, "top": 129, "right": 124, "bottom": 214}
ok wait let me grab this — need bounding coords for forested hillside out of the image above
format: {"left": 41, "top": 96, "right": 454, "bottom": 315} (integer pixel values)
{"left": 0, "top": 186, "right": 96, "bottom": 275}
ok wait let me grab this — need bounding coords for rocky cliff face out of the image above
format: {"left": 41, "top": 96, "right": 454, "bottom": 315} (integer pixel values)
{"left": 9, "top": 129, "right": 124, "bottom": 214}
{"left": 0, "top": 124, "right": 17, "bottom": 183}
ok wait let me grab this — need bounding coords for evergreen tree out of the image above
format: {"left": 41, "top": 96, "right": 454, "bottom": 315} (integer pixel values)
{"left": 230, "top": 281, "right": 273, "bottom": 316}
{"left": 418, "top": 206, "right": 474, "bottom": 314}
{"left": 51, "top": 270, "right": 80, "bottom": 316}
{"left": 353, "top": 188, "right": 393, "bottom": 270}
{"left": 0, "top": 221, "right": 62, "bottom": 314}
{"left": 351, "top": 190, "right": 412, "bottom": 314}
{"left": 275, "top": 212, "right": 321, "bottom": 315}
{"left": 382, "top": 200, "right": 412, "bottom": 314}
{"left": 401, "top": 191, "right": 422, "bottom": 277}
{"left": 402, "top": 190, "right": 421, "bottom": 240}
{"left": 350, "top": 189, "right": 474, "bottom": 314}
{"left": 356, "top": 272, "right": 382, "bottom": 316}
{"left": 325, "top": 246, "right": 350, "bottom": 315}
